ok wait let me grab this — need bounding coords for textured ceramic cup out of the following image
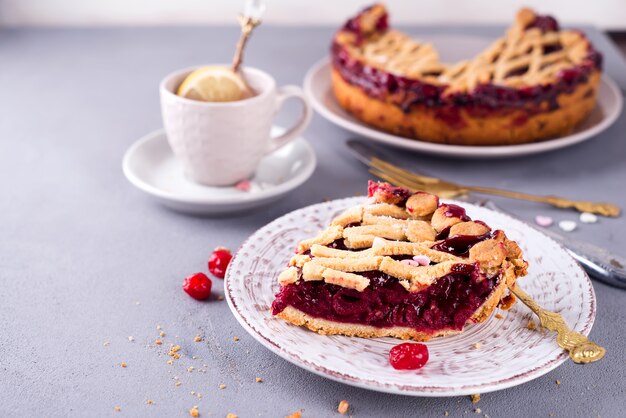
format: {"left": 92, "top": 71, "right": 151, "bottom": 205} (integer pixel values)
{"left": 160, "top": 66, "right": 312, "bottom": 186}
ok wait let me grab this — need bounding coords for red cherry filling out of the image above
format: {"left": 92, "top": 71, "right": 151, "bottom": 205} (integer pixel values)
{"left": 272, "top": 263, "right": 498, "bottom": 333}
{"left": 440, "top": 203, "right": 471, "bottom": 221}
{"left": 389, "top": 343, "right": 429, "bottom": 370}
{"left": 526, "top": 15, "right": 559, "bottom": 32}
{"left": 432, "top": 231, "right": 494, "bottom": 257}
{"left": 368, "top": 180, "right": 412, "bottom": 204}
{"left": 182, "top": 272, "right": 212, "bottom": 301}
{"left": 208, "top": 247, "right": 233, "bottom": 279}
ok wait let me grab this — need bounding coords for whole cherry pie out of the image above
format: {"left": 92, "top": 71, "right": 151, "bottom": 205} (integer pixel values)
{"left": 271, "top": 181, "right": 528, "bottom": 341}
{"left": 331, "top": 4, "right": 602, "bottom": 145}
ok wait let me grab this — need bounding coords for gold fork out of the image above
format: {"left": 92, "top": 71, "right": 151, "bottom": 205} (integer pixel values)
{"left": 511, "top": 286, "right": 605, "bottom": 364}
{"left": 369, "top": 157, "right": 620, "bottom": 217}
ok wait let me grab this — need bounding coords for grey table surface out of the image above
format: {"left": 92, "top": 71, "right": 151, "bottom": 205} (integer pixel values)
{"left": 1, "top": 22, "right": 625, "bottom": 418}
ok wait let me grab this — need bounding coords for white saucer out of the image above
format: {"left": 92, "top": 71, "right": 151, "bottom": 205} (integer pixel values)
{"left": 304, "top": 34, "right": 623, "bottom": 159}
{"left": 122, "top": 127, "right": 316, "bottom": 215}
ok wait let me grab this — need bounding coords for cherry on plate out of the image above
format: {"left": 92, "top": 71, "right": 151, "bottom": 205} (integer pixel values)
{"left": 389, "top": 342, "right": 429, "bottom": 370}
{"left": 182, "top": 272, "right": 212, "bottom": 300}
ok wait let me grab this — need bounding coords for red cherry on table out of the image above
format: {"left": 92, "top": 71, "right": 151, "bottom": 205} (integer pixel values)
{"left": 208, "top": 247, "right": 233, "bottom": 279}
{"left": 182, "top": 272, "right": 212, "bottom": 301}
{"left": 389, "top": 342, "right": 429, "bottom": 370}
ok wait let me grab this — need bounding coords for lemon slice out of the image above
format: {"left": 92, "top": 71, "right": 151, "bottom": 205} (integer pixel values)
{"left": 177, "top": 66, "right": 248, "bottom": 102}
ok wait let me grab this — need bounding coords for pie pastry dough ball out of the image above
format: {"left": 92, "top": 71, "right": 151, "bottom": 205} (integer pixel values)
{"left": 371, "top": 190, "right": 405, "bottom": 205}
{"left": 406, "top": 192, "right": 439, "bottom": 217}
{"left": 430, "top": 206, "right": 464, "bottom": 232}
{"left": 469, "top": 239, "right": 507, "bottom": 269}
{"left": 505, "top": 239, "right": 523, "bottom": 259}
{"left": 406, "top": 220, "right": 437, "bottom": 242}
{"left": 449, "top": 221, "right": 491, "bottom": 237}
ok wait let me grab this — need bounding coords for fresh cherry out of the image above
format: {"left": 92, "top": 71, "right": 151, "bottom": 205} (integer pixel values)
{"left": 389, "top": 343, "right": 429, "bottom": 370}
{"left": 208, "top": 247, "right": 232, "bottom": 279}
{"left": 182, "top": 272, "right": 212, "bottom": 301}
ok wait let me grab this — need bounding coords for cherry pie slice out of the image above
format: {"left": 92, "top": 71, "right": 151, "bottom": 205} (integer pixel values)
{"left": 331, "top": 4, "right": 602, "bottom": 145}
{"left": 271, "top": 181, "right": 528, "bottom": 341}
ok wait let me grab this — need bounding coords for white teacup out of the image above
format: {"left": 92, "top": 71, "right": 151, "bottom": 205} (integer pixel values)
{"left": 160, "top": 66, "right": 312, "bottom": 186}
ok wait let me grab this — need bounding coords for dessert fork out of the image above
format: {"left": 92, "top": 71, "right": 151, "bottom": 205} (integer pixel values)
{"left": 508, "top": 285, "right": 605, "bottom": 364}
{"left": 347, "top": 139, "right": 620, "bottom": 217}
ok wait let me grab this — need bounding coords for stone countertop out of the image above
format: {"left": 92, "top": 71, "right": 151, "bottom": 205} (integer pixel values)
{"left": 0, "top": 24, "right": 624, "bottom": 417}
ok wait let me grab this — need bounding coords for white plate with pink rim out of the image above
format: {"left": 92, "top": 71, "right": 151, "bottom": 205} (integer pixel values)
{"left": 303, "top": 34, "right": 623, "bottom": 159}
{"left": 224, "top": 196, "right": 597, "bottom": 396}
{"left": 122, "top": 127, "right": 316, "bottom": 215}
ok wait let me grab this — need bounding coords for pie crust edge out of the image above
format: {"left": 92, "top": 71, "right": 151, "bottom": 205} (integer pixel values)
{"left": 331, "top": 68, "right": 600, "bottom": 146}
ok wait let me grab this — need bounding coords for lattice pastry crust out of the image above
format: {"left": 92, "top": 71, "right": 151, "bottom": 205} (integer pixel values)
{"left": 339, "top": 5, "right": 594, "bottom": 92}
{"left": 279, "top": 185, "right": 527, "bottom": 293}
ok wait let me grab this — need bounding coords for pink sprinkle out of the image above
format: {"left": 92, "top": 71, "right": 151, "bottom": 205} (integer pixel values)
{"left": 535, "top": 215, "right": 553, "bottom": 227}
{"left": 235, "top": 180, "right": 251, "bottom": 192}
{"left": 400, "top": 259, "right": 421, "bottom": 267}
{"left": 413, "top": 255, "right": 431, "bottom": 266}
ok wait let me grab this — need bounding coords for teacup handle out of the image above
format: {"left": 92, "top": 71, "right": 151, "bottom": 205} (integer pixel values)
{"left": 266, "top": 85, "right": 312, "bottom": 154}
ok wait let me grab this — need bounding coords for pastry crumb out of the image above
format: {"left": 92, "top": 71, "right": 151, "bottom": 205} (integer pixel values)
{"left": 120, "top": 362, "right": 127, "bottom": 368}
{"left": 187, "top": 366, "right": 194, "bottom": 373}
{"left": 499, "top": 294, "right": 516, "bottom": 310}
{"left": 444, "top": 412, "right": 449, "bottom": 416}
{"left": 155, "top": 340, "right": 163, "bottom": 345}
{"left": 146, "top": 400, "right": 155, "bottom": 405}
{"left": 194, "top": 336, "right": 202, "bottom": 342}
{"left": 189, "top": 406, "right": 200, "bottom": 417}
{"left": 556, "top": 379, "right": 561, "bottom": 385}
{"left": 470, "top": 394, "right": 480, "bottom": 403}
{"left": 255, "top": 377, "right": 263, "bottom": 383}
{"left": 156, "top": 325, "right": 162, "bottom": 330}
{"left": 114, "top": 406, "right": 121, "bottom": 412}
{"left": 474, "top": 408, "right": 482, "bottom": 414}
{"left": 168, "top": 345, "right": 181, "bottom": 358}
{"left": 473, "top": 342, "right": 482, "bottom": 349}
{"left": 128, "top": 336, "right": 134, "bottom": 342}
{"left": 226, "top": 414, "right": 238, "bottom": 418}
{"left": 495, "top": 313, "right": 504, "bottom": 319}
{"left": 159, "top": 331, "right": 166, "bottom": 337}
{"left": 285, "top": 412, "right": 301, "bottom": 418}
{"left": 527, "top": 320, "right": 537, "bottom": 330}
{"left": 176, "top": 381, "right": 182, "bottom": 387}
{"left": 219, "top": 384, "right": 226, "bottom": 390}
{"left": 233, "top": 337, "right": 240, "bottom": 341}
{"left": 217, "top": 295, "right": 224, "bottom": 301}
{"left": 167, "top": 359, "right": 174, "bottom": 365}
{"left": 103, "top": 341, "right": 110, "bottom": 347}
{"left": 338, "top": 399, "right": 349, "bottom": 415}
